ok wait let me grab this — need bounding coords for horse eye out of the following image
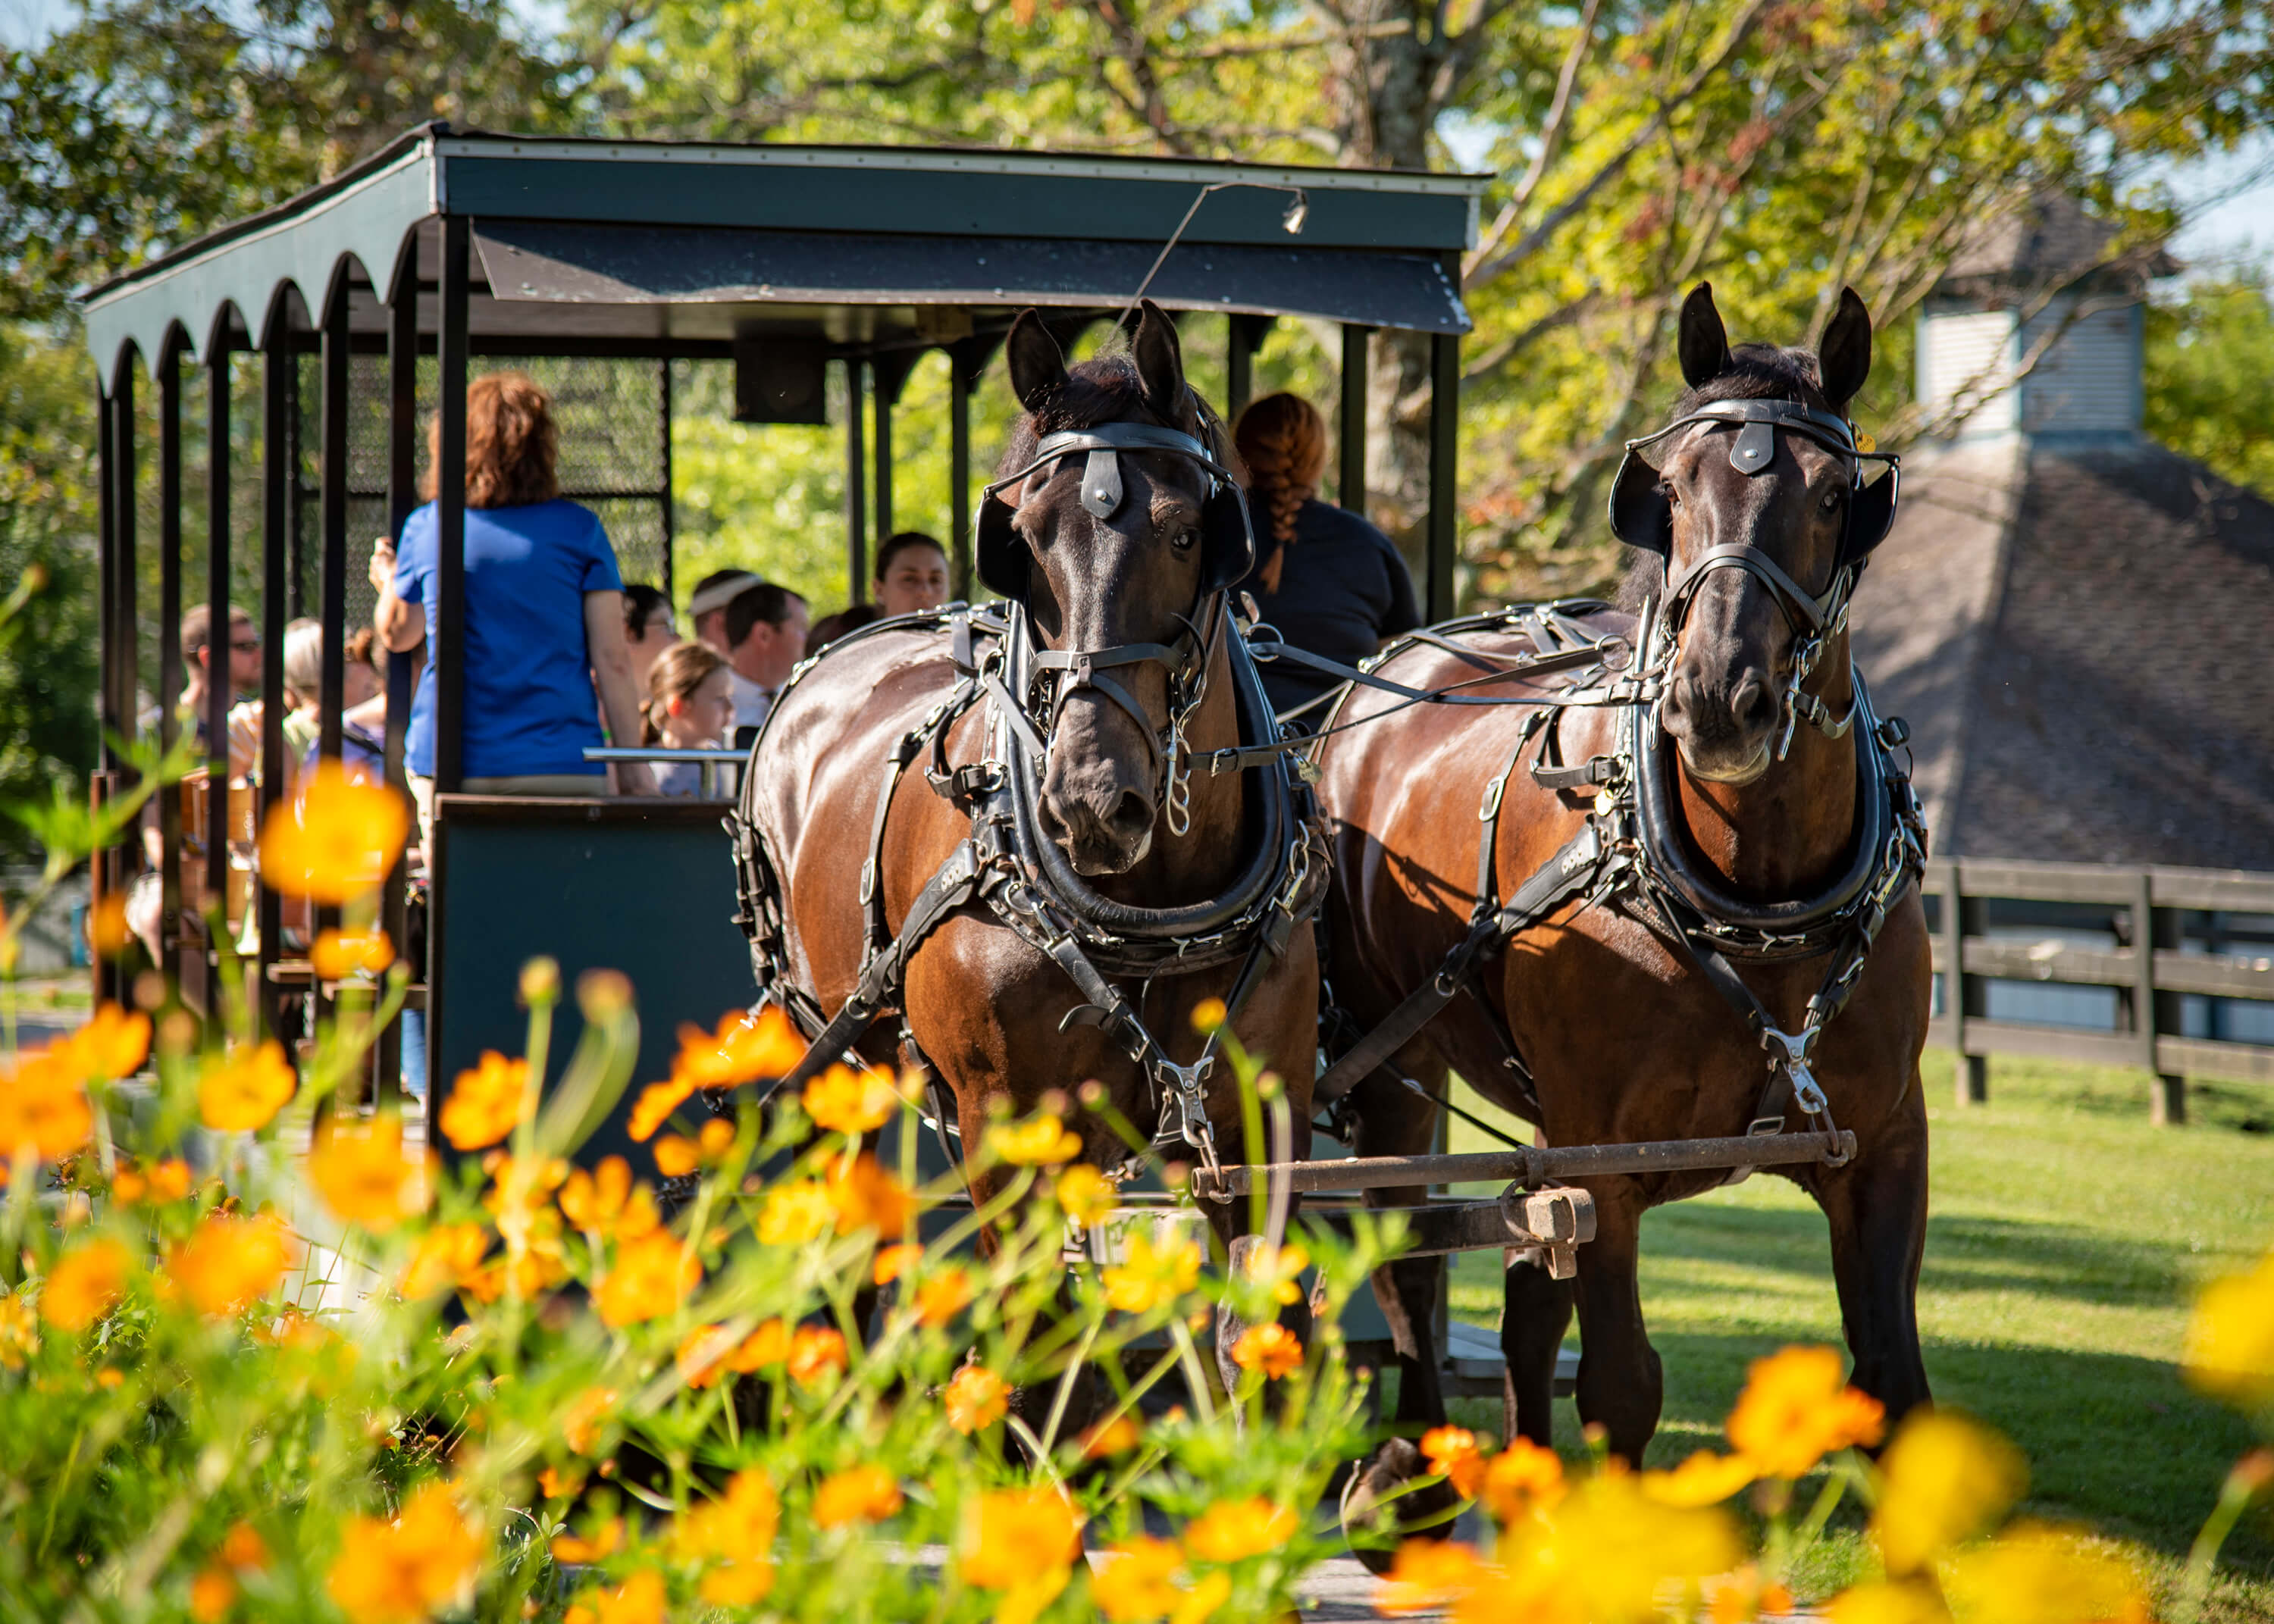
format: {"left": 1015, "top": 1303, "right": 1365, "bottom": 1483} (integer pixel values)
{"left": 1819, "top": 486, "right": 1844, "bottom": 512}
{"left": 1171, "top": 527, "right": 1199, "bottom": 552}
{"left": 1659, "top": 479, "right": 1680, "bottom": 507}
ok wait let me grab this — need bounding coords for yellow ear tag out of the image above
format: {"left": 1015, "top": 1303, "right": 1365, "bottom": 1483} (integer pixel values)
{"left": 1853, "top": 430, "right": 1876, "bottom": 453}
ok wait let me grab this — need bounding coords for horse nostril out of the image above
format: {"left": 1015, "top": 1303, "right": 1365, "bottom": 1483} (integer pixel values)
{"left": 1733, "top": 676, "right": 1777, "bottom": 734}
{"left": 1107, "top": 789, "right": 1152, "bottom": 840}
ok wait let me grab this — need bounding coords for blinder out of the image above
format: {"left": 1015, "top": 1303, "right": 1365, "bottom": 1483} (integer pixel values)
{"left": 1606, "top": 397, "right": 1901, "bottom": 574}
{"left": 976, "top": 416, "right": 1255, "bottom": 599}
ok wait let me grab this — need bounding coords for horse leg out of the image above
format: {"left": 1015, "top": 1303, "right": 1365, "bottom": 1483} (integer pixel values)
{"left": 1501, "top": 1250, "right": 1577, "bottom": 1447}
{"left": 1571, "top": 1187, "right": 1662, "bottom": 1465}
{"left": 1816, "top": 1086, "right": 1931, "bottom": 1429}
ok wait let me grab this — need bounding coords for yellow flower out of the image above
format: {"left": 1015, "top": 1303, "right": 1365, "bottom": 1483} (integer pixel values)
{"left": 1725, "top": 1345, "right": 1886, "bottom": 1478}
{"left": 1420, "top": 1425, "right": 1486, "bottom": 1496}
{"left": 1055, "top": 1163, "right": 1118, "bottom": 1225}
{"left": 1643, "top": 1449, "right": 1761, "bottom": 1509}
{"left": 401, "top": 1224, "right": 489, "bottom": 1300}
{"left": 550, "top": 1516, "right": 624, "bottom": 1563}
{"left": 0, "top": 1292, "right": 39, "bottom": 1367}
{"left": 988, "top": 1114, "right": 1085, "bottom": 1166}
{"left": 803, "top": 1062, "right": 901, "bottom": 1134}
{"left": 914, "top": 1266, "right": 974, "bottom": 1327}
{"left": 1825, "top": 1579, "right": 1952, "bottom": 1624}
{"left": 1095, "top": 1535, "right": 1184, "bottom": 1622}
{"left": 1941, "top": 1522, "right": 2150, "bottom": 1624}
{"left": 1480, "top": 1437, "right": 1567, "bottom": 1523}
{"left": 786, "top": 1325, "right": 847, "bottom": 1387}
{"left": 575, "top": 1569, "right": 665, "bottom": 1624}
{"left": 945, "top": 1364, "right": 1009, "bottom": 1433}
{"left": 1189, "top": 997, "right": 1228, "bottom": 1033}
{"left": 324, "top": 1481, "right": 481, "bottom": 1624}
{"left": 813, "top": 1463, "right": 904, "bottom": 1526}
{"left": 1508, "top": 1469, "right": 1741, "bottom": 1624}
{"left": 959, "top": 1488, "right": 1083, "bottom": 1623}
{"left": 312, "top": 928, "right": 395, "bottom": 981}
{"left": 2184, "top": 1249, "right": 2274, "bottom": 1404}
{"left": 594, "top": 1231, "right": 698, "bottom": 1327}
{"left": 1871, "top": 1410, "right": 2027, "bottom": 1577}
{"left": 0, "top": 1047, "right": 95, "bottom": 1162}
{"left": 1375, "top": 1538, "right": 1490, "bottom": 1616}
{"left": 757, "top": 1180, "right": 833, "bottom": 1245}
{"left": 1182, "top": 1497, "right": 1296, "bottom": 1563}
{"left": 1104, "top": 1228, "right": 1203, "bottom": 1314}
{"left": 872, "top": 1244, "right": 922, "bottom": 1285}
{"left": 697, "top": 1562, "right": 777, "bottom": 1607}
{"left": 198, "top": 1041, "right": 298, "bottom": 1133}
{"left": 561, "top": 1388, "right": 618, "bottom": 1455}
{"left": 309, "top": 1116, "right": 432, "bottom": 1231}
{"left": 1082, "top": 1413, "right": 1143, "bottom": 1458}
{"left": 168, "top": 1213, "right": 295, "bottom": 1317}
{"left": 670, "top": 1005, "right": 808, "bottom": 1090}
{"left": 826, "top": 1152, "right": 912, "bottom": 1238}
{"left": 41, "top": 1238, "right": 130, "bottom": 1332}
{"left": 437, "top": 1051, "right": 529, "bottom": 1151}
{"left": 675, "top": 1467, "right": 778, "bottom": 1560}
{"left": 1233, "top": 1322, "right": 1305, "bottom": 1381}
{"left": 258, "top": 762, "right": 408, "bottom": 904}
{"left": 625, "top": 1075, "right": 694, "bottom": 1144}
{"left": 61, "top": 1002, "right": 152, "bottom": 1081}
{"left": 1241, "top": 1241, "right": 1311, "bottom": 1306}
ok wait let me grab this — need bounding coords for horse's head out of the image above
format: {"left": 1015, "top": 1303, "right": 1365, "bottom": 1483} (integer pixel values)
{"left": 1613, "top": 283, "right": 1895, "bottom": 784}
{"left": 986, "top": 302, "right": 1242, "bottom": 875}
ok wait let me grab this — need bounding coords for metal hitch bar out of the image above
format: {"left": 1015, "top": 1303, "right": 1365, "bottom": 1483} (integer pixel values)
{"left": 1188, "top": 1129, "right": 1857, "bottom": 1200}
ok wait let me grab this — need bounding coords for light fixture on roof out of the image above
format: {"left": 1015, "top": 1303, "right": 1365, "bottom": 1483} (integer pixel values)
{"left": 1123, "top": 181, "right": 1313, "bottom": 327}
{"left": 1282, "top": 191, "right": 1309, "bottom": 235}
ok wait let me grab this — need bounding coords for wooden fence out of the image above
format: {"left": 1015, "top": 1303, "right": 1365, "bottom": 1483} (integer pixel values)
{"left": 1925, "top": 858, "right": 2274, "bottom": 1125}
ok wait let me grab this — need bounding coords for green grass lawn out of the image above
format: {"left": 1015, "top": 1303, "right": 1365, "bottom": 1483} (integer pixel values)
{"left": 1434, "top": 1053, "right": 2274, "bottom": 1617}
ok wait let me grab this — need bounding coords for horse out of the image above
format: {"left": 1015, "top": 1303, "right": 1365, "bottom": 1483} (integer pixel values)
{"left": 735, "top": 302, "right": 1323, "bottom": 1412}
{"left": 1314, "top": 283, "right": 1931, "bottom": 1529}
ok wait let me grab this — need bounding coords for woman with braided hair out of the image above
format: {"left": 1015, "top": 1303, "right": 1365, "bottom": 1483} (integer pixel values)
{"left": 1233, "top": 391, "right": 1420, "bottom": 722}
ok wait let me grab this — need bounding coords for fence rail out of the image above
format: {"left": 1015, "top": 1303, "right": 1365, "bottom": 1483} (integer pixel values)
{"left": 1925, "top": 858, "right": 2274, "bottom": 1125}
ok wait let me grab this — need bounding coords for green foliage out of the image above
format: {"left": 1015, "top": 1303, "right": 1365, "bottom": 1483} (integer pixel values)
{"left": 2146, "top": 267, "right": 2274, "bottom": 499}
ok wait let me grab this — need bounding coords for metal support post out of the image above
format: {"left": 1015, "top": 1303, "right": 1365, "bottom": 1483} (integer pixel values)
{"left": 1228, "top": 314, "right": 1270, "bottom": 421}
{"left": 158, "top": 347, "right": 184, "bottom": 975}
{"left": 205, "top": 346, "right": 231, "bottom": 913}
{"left": 259, "top": 334, "right": 290, "bottom": 1034}
{"left": 844, "top": 358, "right": 867, "bottom": 604}
{"left": 874, "top": 374, "right": 894, "bottom": 545}
{"left": 1338, "top": 324, "right": 1369, "bottom": 514}
{"left": 658, "top": 360, "right": 675, "bottom": 598}
{"left": 949, "top": 342, "right": 973, "bottom": 599}
{"left": 378, "top": 264, "right": 418, "bottom": 1105}
{"left": 435, "top": 216, "right": 471, "bottom": 795}
{"left": 1426, "top": 327, "right": 1459, "bottom": 624}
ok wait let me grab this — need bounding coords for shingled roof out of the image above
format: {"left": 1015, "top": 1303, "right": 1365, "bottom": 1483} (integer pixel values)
{"left": 1935, "top": 189, "right": 2180, "bottom": 301}
{"left": 1850, "top": 437, "right": 2274, "bottom": 866}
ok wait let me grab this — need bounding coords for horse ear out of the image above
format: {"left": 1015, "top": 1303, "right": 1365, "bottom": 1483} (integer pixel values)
{"left": 1005, "top": 309, "right": 1070, "bottom": 413}
{"left": 1677, "top": 283, "right": 1731, "bottom": 390}
{"left": 1818, "top": 286, "right": 1873, "bottom": 411}
{"left": 1131, "top": 299, "right": 1187, "bottom": 419}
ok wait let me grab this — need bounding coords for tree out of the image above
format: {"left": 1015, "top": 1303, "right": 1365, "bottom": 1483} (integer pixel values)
{"left": 2145, "top": 264, "right": 2274, "bottom": 500}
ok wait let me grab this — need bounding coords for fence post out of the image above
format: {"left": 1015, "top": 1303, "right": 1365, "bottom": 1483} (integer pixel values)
{"left": 1941, "top": 862, "right": 1987, "bottom": 1105}
{"left": 2141, "top": 871, "right": 2186, "bottom": 1125}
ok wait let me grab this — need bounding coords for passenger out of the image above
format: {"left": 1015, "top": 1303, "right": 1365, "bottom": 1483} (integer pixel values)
{"left": 343, "top": 627, "right": 384, "bottom": 709}
{"left": 622, "top": 584, "right": 677, "bottom": 689}
{"left": 687, "top": 569, "right": 759, "bottom": 656}
{"left": 370, "top": 369, "right": 656, "bottom": 841}
{"left": 804, "top": 604, "right": 879, "bottom": 654}
{"left": 874, "top": 530, "right": 953, "bottom": 616}
{"left": 1233, "top": 392, "right": 1420, "bottom": 723}
{"left": 720, "top": 581, "right": 809, "bottom": 736}
{"left": 641, "top": 641, "right": 736, "bottom": 798}
{"left": 152, "top": 602, "right": 260, "bottom": 748}
{"left": 280, "top": 618, "right": 324, "bottom": 769}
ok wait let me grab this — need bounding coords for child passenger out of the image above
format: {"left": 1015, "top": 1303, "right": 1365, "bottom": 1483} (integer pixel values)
{"left": 641, "top": 640, "right": 737, "bottom": 798}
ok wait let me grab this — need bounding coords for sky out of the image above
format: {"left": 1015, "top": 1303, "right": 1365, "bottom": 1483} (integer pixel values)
{"left": 5, "top": 0, "right": 2269, "bottom": 264}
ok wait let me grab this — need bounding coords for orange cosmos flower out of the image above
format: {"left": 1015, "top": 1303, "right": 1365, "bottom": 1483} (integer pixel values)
{"left": 814, "top": 1463, "right": 904, "bottom": 1527}
{"left": 986, "top": 1114, "right": 1084, "bottom": 1166}
{"left": 40, "top": 1238, "right": 130, "bottom": 1332}
{"left": 168, "top": 1213, "right": 295, "bottom": 1318}
{"left": 1375, "top": 1538, "right": 1489, "bottom": 1616}
{"left": 188, "top": 1566, "right": 236, "bottom": 1622}
{"left": 803, "top": 1062, "right": 901, "bottom": 1134}
{"left": 1421, "top": 1426, "right": 1486, "bottom": 1497}
{"left": 401, "top": 1224, "right": 490, "bottom": 1299}
{"left": 197, "top": 1041, "right": 296, "bottom": 1133}
{"left": 1233, "top": 1322, "right": 1305, "bottom": 1381}
{"left": 675, "top": 1320, "right": 781, "bottom": 1388}
{"left": 872, "top": 1244, "right": 922, "bottom": 1286}
{"left": 945, "top": 1365, "right": 1008, "bottom": 1434}
{"left": 560, "top": 1157, "right": 660, "bottom": 1241}
{"left": 625, "top": 1075, "right": 694, "bottom": 1144}
{"left": 1725, "top": 1345, "right": 1886, "bottom": 1479}
{"left": 437, "top": 1051, "right": 528, "bottom": 1152}
{"left": 1081, "top": 1413, "right": 1142, "bottom": 1458}
{"left": 258, "top": 762, "right": 408, "bottom": 904}
{"left": 561, "top": 1387, "right": 618, "bottom": 1455}
{"left": 324, "top": 1480, "right": 481, "bottom": 1624}
{"left": 1092, "top": 1536, "right": 1187, "bottom": 1622}
{"left": 61, "top": 1002, "right": 152, "bottom": 1081}
{"left": 309, "top": 1115, "right": 432, "bottom": 1231}
{"left": 1480, "top": 1437, "right": 1566, "bottom": 1523}
{"left": 738, "top": 1318, "right": 791, "bottom": 1369}
{"left": 756, "top": 1181, "right": 832, "bottom": 1246}
{"left": 111, "top": 1156, "right": 193, "bottom": 1206}
{"left": 651, "top": 1135, "right": 700, "bottom": 1178}
{"left": 86, "top": 892, "right": 130, "bottom": 957}
{"left": 1103, "top": 1229, "right": 1202, "bottom": 1314}
{"left": 218, "top": 1522, "right": 269, "bottom": 1572}
{"left": 594, "top": 1231, "right": 698, "bottom": 1327}
{"left": 0, "top": 1048, "right": 95, "bottom": 1162}
{"left": 1869, "top": 1410, "right": 2028, "bottom": 1577}
{"left": 675, "top": 1466, "right": 779, "bottom": 1558}
{"left": 0, "top": 1294, "right": 39, "bottom": 1368}
{"left": 569, "top": 1569, "right": 665, "bottom": 1624}
{"left": 1241, "top": 1240, "right": 1311, "bottom": 1306}
{"left": 672, "top": 1005, "right": 807, "bottom": 1090}
{"left": 786, "top": 1325, "right": 846, "bottom": 1388}
{"left": 549, "top": 1516, "right": 624, "bottom": 1564}
{"left": 1054, "top": 1163, "right": 1117, "bottom": 1225}
{"left": 312, "top": 928, "right": 395, "bottom": 981}
{"left": 825, "top": 1153, "right": 911, "bottom": 1238}
{"left": 957, "top": 1488, "right": 1082, "bottom": 1612}
{"left": 913, "top": 1266, "right": 973, "bottom": 1327}
{"left": 1183, "top": 1496, "right": 1296, "bottom": 1563}
{"left": 1189, "top": 997, "right": 1229, "bottom": 1033}
{"left": 1643, "top": 1449, "right": 1762, "bottom": 1509}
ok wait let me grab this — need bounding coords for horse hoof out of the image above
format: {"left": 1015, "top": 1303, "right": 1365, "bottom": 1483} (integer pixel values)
{"left": 1338, "top": 1437, "right": 1463, "bottom": 1575}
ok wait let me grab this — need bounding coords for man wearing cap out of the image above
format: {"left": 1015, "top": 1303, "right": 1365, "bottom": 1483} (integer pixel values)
{"left": 688, "top": 569, "right": 760, "bottom": 656}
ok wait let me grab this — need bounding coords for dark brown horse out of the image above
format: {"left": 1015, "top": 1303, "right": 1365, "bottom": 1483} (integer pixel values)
{"left": 740, "top": 302, "right": 1320, "bottom": 1407}
{"left": 1317, "top": 285, "right": 1931, "bottom": 1509}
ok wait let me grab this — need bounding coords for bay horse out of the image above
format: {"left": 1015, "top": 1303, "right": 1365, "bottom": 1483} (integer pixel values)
{"left": 735, "top": 302, "right": 1321, "bottom": 1410}
{"left": 1315, "top": 285, "right": 1931, "bottom": 1523}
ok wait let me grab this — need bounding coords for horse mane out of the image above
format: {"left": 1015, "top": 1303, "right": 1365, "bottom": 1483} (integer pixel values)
{"left": 1618, "top": 341, "right": 1830, "bottom": 606}
{"left": 995, "top": 352, "right": 1244, "bottom": 483}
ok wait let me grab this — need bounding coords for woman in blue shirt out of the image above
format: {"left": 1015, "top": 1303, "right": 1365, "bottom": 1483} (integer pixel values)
{"left": 370, "top": 371, "right": 656, "bottom": 833}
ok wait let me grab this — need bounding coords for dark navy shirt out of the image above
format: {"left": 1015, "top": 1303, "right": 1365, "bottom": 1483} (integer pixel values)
{"left": 1242, "top": 497, "right": 1421, "bottom": 717}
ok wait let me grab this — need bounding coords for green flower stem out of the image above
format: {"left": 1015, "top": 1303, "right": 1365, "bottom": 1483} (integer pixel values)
{"left": 2177, "top": 1452, "right": 2273, "bottom": 1623}
{"left": 1168, "top": 1313, "right": 1218, "bottom": 1425}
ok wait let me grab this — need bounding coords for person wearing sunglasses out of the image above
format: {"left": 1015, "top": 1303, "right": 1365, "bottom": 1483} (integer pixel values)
{"left": 153, "top": 602, "right": 262, "bottom": 749}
